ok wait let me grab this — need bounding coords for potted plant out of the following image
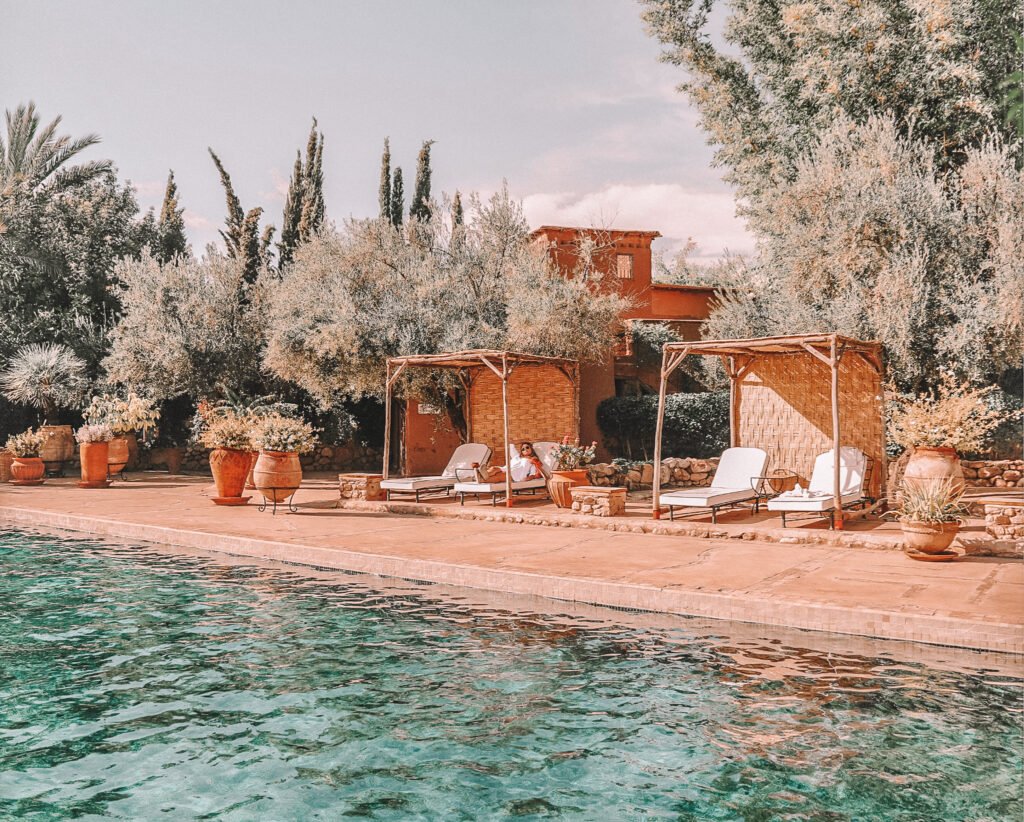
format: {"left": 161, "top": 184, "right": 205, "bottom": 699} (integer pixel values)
{"left": 5, "top": 429, "right": 47, "bottom": 485}
{"left": 548, "top": 436, "right": 598, "bottom": 508}
{"left": 251, "top": 413, "right": 317, "bottom": 506}
{"left": 83, "top": 393, "right": 160, "bottom": 477}
{"left": 888, "top": 373, "right": 1009, "bottom": 498}
{"left": 0, "top": 343, "right": 88, "bottom": 475}
{"left": 197, "top": 411, "right": 254, "bottom": 505}
{"left": 75, "top": 424, "right": 114, "bottom": 488}
{"left": 891, "top": 478, "right": 970, "bottom": 558}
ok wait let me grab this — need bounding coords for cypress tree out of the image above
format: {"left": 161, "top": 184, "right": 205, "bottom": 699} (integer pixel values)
{"left": 239, "top": 207, "right": 264, "bottom": 285}
{"left": 298, "top": 119, "right": 325, "bottom": 241}
{"left": 378, "top": 138, "right": 391, "bottom": 221}
{"left": 409, "top": 139, "right": 435, "bottom": 222}
{"left": 156, "top": 170, "right": 188, "bottom": 263}
{"left": 278, "top": 152, "right": 303, "bottom": 270}
{"left": 208, "top": 149, "right": 244, "bottom": 257}
{"left": 451, "top": 190, "right": 464, "bottom": 227}
{"left": 390, "top": 166, "right": 404, "bottom": 228}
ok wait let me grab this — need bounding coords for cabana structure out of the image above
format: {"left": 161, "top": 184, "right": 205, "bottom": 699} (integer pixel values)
{"left": 651, "top": 334, "right": 886, "bottom": 529}
{"left": 383, "top": 350, "right": 580, "bottom": 507}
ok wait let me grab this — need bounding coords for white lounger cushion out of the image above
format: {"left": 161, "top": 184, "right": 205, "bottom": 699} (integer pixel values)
{"left": 380, "top": 442, "right": 492, "bottom": 492}
{"left": 766, "top": 447, "right": 868, "bottom": 512}
{"left": 768, "top": 492, "right": 862, "bottom": 512}
{"left": 453, "top": 477, "right": 547, "bottom": 494}
{"left": 380, "top": 475, "right": 456, "bottom": 491}
{"left": 661, "top": 487, "right": 757, "bottom": 508}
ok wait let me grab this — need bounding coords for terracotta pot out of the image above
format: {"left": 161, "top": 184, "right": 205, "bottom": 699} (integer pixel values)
{"left": 245, "top": 451, "right": 258, "bottom": 489}
{"left": 39, "top": 424, "right": 74, "bottom": 474}
{"left": 548, "top": 469, "right": 591, "bottom": 508}
{"left": 10, "top": 457, "right": 45, "bottom": 485}
{"left": 253, "top": 450, "right": 302, "bottom": 503}
{"left": 79, "top": 441, "right": 111, "bottom": 488}
{"left": 107, "top": 434, "right": 133, "bottom": 476}
{"left": 0, "top": 449, "right": 13, "bottom": 483}
{"left": 902, "top": 520, "right": 960, "bottom": 554}
{"left": 209, "top": 447, "right": 251, "bottom": 501}
{"left": 165, "top": 447, "right": 184, "bottom": 475}
{"left": 903, "top": 447, "right": 964, "bottom": 496}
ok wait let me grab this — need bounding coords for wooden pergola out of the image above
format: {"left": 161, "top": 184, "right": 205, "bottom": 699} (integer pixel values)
{"left": 383, "top": 349, "right": 580, "bottom": 506}
{"left": 651, "top": 333, "right": 886, "bottom": 529}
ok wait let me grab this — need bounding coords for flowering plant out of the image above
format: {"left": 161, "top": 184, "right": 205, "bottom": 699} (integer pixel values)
{"left": 551, "top": 435, "right": 598, "bottom": 471}
{"left": 75, "top": 424, "right": 114, "bottom": 444}
{"left": 5, "top": 429, "right": 45, "bottom": 458}
{"left": 198, "top": 413, "right": 254, "bottom": 451}
{"left": 83, "top": 393, "right": 160, "bottom": 436}
{"left": 251, "top": 414, "right": 318, "bottom": 454}
{"left": 887, "top": 373, "right": 1014, "bottom": 453}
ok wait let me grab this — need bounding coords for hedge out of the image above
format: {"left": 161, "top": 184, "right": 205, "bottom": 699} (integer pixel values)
{"left": 596, "top": 391, "right": 729, "bottom": 460}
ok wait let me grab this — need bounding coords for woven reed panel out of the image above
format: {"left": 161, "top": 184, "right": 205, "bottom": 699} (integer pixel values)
{"left": 469, "top": 365, "right": 577, "bottom": 457}
{"left": 736, "top": 352, "right": 885, "bottom": 498}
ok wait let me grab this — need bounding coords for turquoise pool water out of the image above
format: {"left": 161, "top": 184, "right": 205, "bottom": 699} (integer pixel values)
{"left": 0, "top": 529, "right": 1021, "bottom": 821}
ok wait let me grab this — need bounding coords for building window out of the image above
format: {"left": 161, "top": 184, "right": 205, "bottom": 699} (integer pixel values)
{"left": 616, "top": 254, "right": 634, "bottom": 279}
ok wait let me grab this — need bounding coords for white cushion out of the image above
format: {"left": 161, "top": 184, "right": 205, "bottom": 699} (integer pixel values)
{"left": 453, "top": 477, "right": 547, "bottom": 493}
{"left": 710, "top": 447, "right": 768, "bottom": 491}
{"left": 806, "top": 446, "right": 866, "bottom": 496}
{"left": 661, "top": 487, "right": 757, "bottom": 508}
{"left": 441, "top": 443, "right": 492, "bottom": 478}
{"left": 768, "top": 492, "right": 862, "bottom": 512}
{"left": 381, "top": 476, "right": 456, "bottom": 491}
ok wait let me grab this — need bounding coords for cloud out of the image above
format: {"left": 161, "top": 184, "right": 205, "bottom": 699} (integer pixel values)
{"left": 521, "top": 183, "right": 754, "bottom": 260}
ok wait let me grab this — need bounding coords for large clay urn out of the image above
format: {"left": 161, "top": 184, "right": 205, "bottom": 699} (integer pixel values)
{"left": 0, "top": 449, "right": 13, "bottom": 483}
{"left": 903, "top": 447, "right": 965, "bottom": 495}
{"left": 10, "top": 457, "right": 45, "bottom": 485}
{"left": 79, "top": 442, "right": 111, "bottom": 488}
{"left": 253, "top": 450, "right": 302, "bottom": 503}
{"left": 107, "top": 434, "right": 133, "bottom": 477}
{"left": 245, "top": 451, "right": 258, "bottom": 490}
{"left": 548, "top": 469, "right": 590, "bottom": 509}
{"left": 209, "top": 447, "right": 252, "bottom": 504}
{"left": 902, "top": 520, "right": 960, "bottom": 554}
{"left": 39, "top": 424, "right": 74, "bottom": 475}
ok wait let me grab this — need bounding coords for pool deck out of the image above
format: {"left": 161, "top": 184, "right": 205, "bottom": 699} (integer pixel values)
{"left": 2, "top": 473, "right": 1022, "bottom": 655}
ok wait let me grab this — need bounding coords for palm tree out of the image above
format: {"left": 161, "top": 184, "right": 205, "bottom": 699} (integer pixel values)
{"left": 0, "top": 102, "right": 111, "bottom": 192}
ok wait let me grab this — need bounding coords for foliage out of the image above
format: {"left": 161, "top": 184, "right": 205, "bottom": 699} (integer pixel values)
{"left": 892, "top": 478, "right": 969, "bottom": 524}
{"left": 887, "top": 373, "right": 1013, "bottom": 452}
{"left": 83, "top": 392, "right": 160, "bottom": 436}
{"left": 103, "top": 251, "right": 265, "bottom": 401}
{"left": 208, "top": 149, "right": 270, "bottom": 280}
{"left": 629, "top": 321, "right": 682, "bottom": 371}
{"left": 597, "top": 392, "right": 729, "bottom": 460}
{"left": 378, "top": 138, "right": 392, "bottom": 222}
{"left": 390, "top": 166, "right": 404, "bottom": 228}
{"left": 409, "top": 140, "right": 435, "bottom": 222}
{"left": 451, "top": 190, "right": 463, "bottom": 227}
{"left": 198, "top": 411, "right": 253, "bottom": 451}
{"left": 156, "top": 171, "right": 188, "bottom": 263}
{"left": 74, "top": 423, "right": 113, "bottom": 443}
{"left": 1001, "top": 33, "right": 1023, "bottom": 137}
{"left": 551, "top": 437, "right": 597, "bottom": 471}
{"left": 297, "top": 120, "right": 325, "bottom": 242}
{"left": 0, "top": 343, "right": 88, "bottom": 422}
{"left": 263, "top": 185, "right": 630, "bottom": 409}
{"left": 251, "top": 413, "right": 318, "bottom": 454}
{"left": 5, "top": 428, "right": 45, "bottom": 458}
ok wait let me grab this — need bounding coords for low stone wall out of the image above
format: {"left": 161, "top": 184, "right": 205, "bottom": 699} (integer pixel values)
{"left": 181, "top": 443, "right": 383, "bottom": 474}
{"left": 962, "top": 459, "right": 1023, "bottom": 489}
{"left": 586, "top": 457, "right": 720, "bottom": 490}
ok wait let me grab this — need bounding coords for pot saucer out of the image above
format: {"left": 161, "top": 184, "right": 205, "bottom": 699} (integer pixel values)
{"left": 904, "top": 549, "right": 960, "bottom": 562}
{"left": 10, "top": 479, "right": 44, "bottom": 486}
{"left": 212, "top": 496, "right": 252, "bottom": 506}
{"left": 78, "top": 480, "right": 112, "bottom": 489}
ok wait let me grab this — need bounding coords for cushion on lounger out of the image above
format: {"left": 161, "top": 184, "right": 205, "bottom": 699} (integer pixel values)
{"left": 709, "top": 447, "right": 769, "bottom": 491}
{"left": 380, "top": 476, "right": 455, "bottom": 491}
{"left": 661, "top": 487, "right": 756, "bottom": 508}
{"left": 442, "top": 443, "right": 492, "bottom": 478}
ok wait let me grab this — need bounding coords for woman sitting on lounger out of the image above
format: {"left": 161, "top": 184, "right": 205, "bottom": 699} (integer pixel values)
{"left": 483, "top": 442, "right": 544, "bottom": 483}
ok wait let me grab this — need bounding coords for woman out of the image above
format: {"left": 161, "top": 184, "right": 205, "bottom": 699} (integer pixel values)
{"left": 483, "top": 441, "right": 544, "bottom": 483}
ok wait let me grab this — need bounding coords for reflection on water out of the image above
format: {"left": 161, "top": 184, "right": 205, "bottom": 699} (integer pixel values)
{"left": 0, "top": 528, "right": 1021, "bottom": 821}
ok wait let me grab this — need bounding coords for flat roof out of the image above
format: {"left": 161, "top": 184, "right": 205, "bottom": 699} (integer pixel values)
{"left": 664, "top": 333, "right": 882, "bottom": 357}
{"left": 530, "top": 225, "right": 662, "bottom": 239}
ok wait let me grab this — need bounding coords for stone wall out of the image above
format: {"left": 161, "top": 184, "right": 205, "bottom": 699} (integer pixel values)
{"left": 181, "top": 443, "right": 383, "bottom": 474}
{"left": 586, "top": 457, "right": 720, "bottom": 490}
{"left": 961, "top": 459, "right": 1023, "bottom": 489}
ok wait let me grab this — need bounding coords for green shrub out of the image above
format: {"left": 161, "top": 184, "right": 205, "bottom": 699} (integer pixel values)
{"left": 597, "top": 391, "right": 729, "bottom": 460}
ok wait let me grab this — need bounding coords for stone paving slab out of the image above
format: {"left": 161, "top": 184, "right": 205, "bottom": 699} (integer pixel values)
{"left": 1, "top": 474, "right": 1021, "bottom": 655}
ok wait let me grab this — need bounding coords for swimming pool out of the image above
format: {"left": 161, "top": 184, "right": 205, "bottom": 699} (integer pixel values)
{"left": 0, "top": 528, "right": 1021, "bottom": 820}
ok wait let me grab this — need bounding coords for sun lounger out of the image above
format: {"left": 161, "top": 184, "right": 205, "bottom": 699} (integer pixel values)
{"left": 660, "top": 447, "right": 768, "bottom": 523}
{"left": 380, "top": 442, "right": 491, "bottom": 501}
{"left": 767, "top": 446, "right": 871, "bottom": 529}
{"left": 453, "top": 441, "right": 558, "bottom": 505}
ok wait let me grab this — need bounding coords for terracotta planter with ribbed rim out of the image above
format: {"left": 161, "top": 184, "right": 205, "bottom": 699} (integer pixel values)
{"left": 903, "top": 446, "right": 964, "bottom": 496}
{"left": 253, "top": 450, "right": 302, "bottom": 503}
{"left": 901, "top": 520, "right": 960, "bottom": 554}
{"left": 78, "top": 442, "right": 111, "bottom": 488}
{"left": 107, "top": 434, "right": 133, "bottom": 477}
{"left": 209, "top": 447, "right": 252, "bottom": 504}
{"left": 10, "top": 457, "right": 45, "bottom": 485}
{"left": 548, "top": 469, "right": 590, "bottom": 508}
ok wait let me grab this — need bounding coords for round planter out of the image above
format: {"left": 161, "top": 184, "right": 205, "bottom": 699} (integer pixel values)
{"left": 245, "top": 451, "right": 258, "bottom": 490}
{"left": 79, "top": 441, "right": 111, "bottom": 488}
{"left": 253, "top": 450, "right": 302, "bottom": 503}
{"left": 107, "top": 434, "right": 134, "bottom": 477}
{"left": 10, "top": 457, "right": 45, "bottom": 485}
{"left": 39, "top": 424, "right": 74, "bottom": 475}
{"left": 548, "top": 469, "right": 591, "bottom": 509}
{"left": 0, "top": 449, "right": 13, "bottom": 483}
{"left": 901, "top": 519, "right": 960, "bottom": 554}
{"left": 903, "top": 446, "right": 964, "bottom": 496}
{"left": 209, "top": 447, "right": 252, "bottom": 503}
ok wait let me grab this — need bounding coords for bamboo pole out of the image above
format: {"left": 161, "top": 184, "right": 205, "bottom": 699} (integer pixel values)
{"left": 501, "top": 353, "right": 513, "bottom": 507}
{"left": 651, "top": 348, "right": 672, "bottom": 519}
{"left": 727, "top": 355, "right": 738, "bottom": 448}
{"left": 830, "top": 335, "right": 843, "bottom": 529}
{"left": 382, "top": 361, "right": 393, "bottom": 480}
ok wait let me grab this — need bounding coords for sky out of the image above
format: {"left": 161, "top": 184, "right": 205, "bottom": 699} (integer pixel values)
{"left": 2, "top": 0, "right": 753, "bottom": 262}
